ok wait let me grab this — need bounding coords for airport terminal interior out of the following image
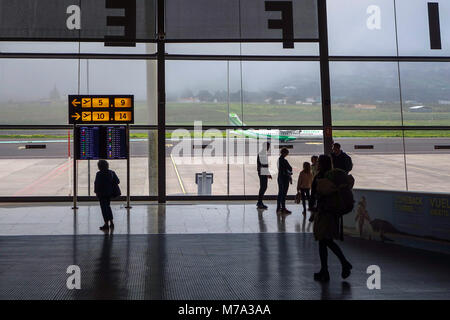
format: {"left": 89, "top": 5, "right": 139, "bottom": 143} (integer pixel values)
{"left": 1, "top": 0, "right": 450, "bottom": 300}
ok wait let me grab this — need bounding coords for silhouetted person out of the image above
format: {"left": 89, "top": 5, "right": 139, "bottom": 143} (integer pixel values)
{"left": 276, "top": 148, "right": 292, "bottom": 214}
{"left": 257, "top": 142, "right": 272, "bottom": 209}
{"left": 94, "top": 160, "right": 120, "bottom": 231}
{"left": 331, "top": 143, "right": 353, "bottom": 173}
{"left": 297, "top": 161, "right": 313, "bottom": 216}
{"left": 310, "top": 154, "right": 352, "bottom": 282}
{"left": 311, "top": 155, "right": 319, "bottom": 177}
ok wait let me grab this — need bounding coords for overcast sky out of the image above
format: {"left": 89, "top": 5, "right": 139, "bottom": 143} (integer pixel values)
{"left": 0, "top": 0, "right": 449, "bottom": 102}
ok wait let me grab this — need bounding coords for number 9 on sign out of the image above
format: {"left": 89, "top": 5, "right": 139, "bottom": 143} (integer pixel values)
{"left": 115, "top": 98, "right": 131, "bottom": 108}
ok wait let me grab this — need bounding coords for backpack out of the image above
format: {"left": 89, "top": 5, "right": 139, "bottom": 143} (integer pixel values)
{"left": 322, "top": 169, "right": 355, "bottom": 216}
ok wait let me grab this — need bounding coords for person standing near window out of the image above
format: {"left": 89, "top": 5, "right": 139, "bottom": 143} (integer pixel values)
{"left": 331, "top": 143, "right": 353, "bottom": 173}
{"left": 276, "top": 148, "right": 293, "bottom": 214}
{"left": 257, "top": 142, "right": 272, "bottom": 209}
{"left": 311, "top": 155, "right": 319, "bottom": 177}
{"left": 297, "top": 162, "right": 313, "bottom": 216}
{"left": 94, "top": 160, "right": 120, "bottom": 231}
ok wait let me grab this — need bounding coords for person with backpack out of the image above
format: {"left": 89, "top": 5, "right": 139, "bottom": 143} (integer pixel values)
{"left": 310, "top": 154, "right": 353, "bottom": 282}
{"left": 331, "top": 143, "right": 353, "bottom": 173}
{"left": 94, "top": 160, "right": 121, "bottom": 231}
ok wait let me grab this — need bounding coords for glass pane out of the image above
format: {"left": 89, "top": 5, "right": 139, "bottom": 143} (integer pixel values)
{"left": 400, "top": 62, "right": 450, "bottom": 126}
{"left": 165, "top": 0, "right": 318, "bottom": 41}
{"left": 243, "top": 133, "right": 324, "bottom": 196}
{"left": 130, "top": 129, "right": 157, "bottom": 196}
{"left": 240, "top": 42, "right": 319, "bottom": 56}
{"left": 328, "top": 0, "right": 397, "bottom": 56}
{"left": 79, "top": 59, "right": 157, "bottom": 125}
{"left": 0, "top": 59, "right": 78, "bottom": 125}
{"left": 241, "top": 61, "right": 321, "bottom": 125}
{"left": 78, "top": 159, "right": 127, "bottom": 197}
{"left": 80, "top": 42, "right": 156, "bottom": 54}
{"left": 330, "top": 62, "right": 402, "bottom": 126}
{"left": 166, "top": 43, "right": 318, "bottom": 56}
{"left": 166, "top": 43, "right": 241, "bottom": 55}
{"left": 333, "top": 130, "right": 407, "bottom": 191}
{"left": 0, "top": 41, "right": 79, "bottom": 53}
{"left": 396, "top": 0, "right": 450, "bottom": 56}
{"left": 0, "top": 129, "right": 72, "bottom": 196}
{"left": 166, "top": 129, "right": 245, "bottom": 196}
{"left": 405, "top": 130, "right": 450, "bottom": 192}
{"left": 166, "top": 60, "right": 237, "bottom": 125}
{"left": 78, "top": 129, "right": 157, "bottom": 197}
{"left": 0, "top": 0, "right": 156, "bottom": 42}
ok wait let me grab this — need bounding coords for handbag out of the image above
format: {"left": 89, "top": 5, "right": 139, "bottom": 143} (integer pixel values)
{"left": 110, "top": 171, "right": 121, "bottom": 199}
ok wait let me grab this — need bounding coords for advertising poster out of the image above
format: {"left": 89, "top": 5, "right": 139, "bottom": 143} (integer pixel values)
{"left": 343, "top": 189, "right": 450, "bottom": 254}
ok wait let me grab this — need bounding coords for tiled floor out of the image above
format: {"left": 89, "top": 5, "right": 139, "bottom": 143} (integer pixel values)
{"left": 1, "top": 202, "right": 449, "bottom": 300}
{"left": 0, "top": 202, "right": 313, "bottom": 235}
{"left": 1, "top": 233, "right": 450, "bottom": 300}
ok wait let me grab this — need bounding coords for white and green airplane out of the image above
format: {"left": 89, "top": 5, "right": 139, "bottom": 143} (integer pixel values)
{"left": 229, "top": 113, "right": 322, "bottom": 142}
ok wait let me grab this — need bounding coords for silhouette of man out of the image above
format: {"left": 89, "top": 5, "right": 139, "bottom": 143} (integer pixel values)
{"left": 94, "top": 160, "right": 120, "bottom": 231}
{"left": 257, "top": 142, "right": 272, "bottom": 209}
{"left": 331, "top": 143, "right": 353, "bottom": 173}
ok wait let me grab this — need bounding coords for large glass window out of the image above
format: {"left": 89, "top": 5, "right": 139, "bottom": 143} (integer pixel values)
{"left": 166, "top": 127, "right": 324, "bottom": 196}
{"left": 1, "top": 0, "right": 449, "bottom": 200}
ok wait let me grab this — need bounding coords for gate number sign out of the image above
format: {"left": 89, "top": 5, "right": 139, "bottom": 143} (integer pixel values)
{"left": 68, "top": 95, "right": 134, "bottom": 124}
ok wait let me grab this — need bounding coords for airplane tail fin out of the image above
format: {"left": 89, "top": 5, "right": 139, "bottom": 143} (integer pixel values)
{"left": 229, "top": 113, "right": 244, "bottom": 126}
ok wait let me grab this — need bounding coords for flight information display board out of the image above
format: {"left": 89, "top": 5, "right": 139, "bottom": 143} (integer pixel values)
{"left": 75, "top": 126, "right": 128, "bottom": 160}
{"left": 68, "top": 95, "right": 134, "bottom": 124}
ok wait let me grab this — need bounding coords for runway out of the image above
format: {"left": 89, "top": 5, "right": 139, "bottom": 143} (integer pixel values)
{"left": 0, "top": 137, "right": 449, "bottom": 159}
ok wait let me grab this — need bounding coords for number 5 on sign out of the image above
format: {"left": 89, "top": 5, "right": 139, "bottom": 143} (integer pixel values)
{"left": 115, "top": 111, "right": 132, "bottom": 121}
{"left": 92, "top": 98, "right": 109, "bottom": 108}
{"left": 93, "top": 112, "right": 109, "bottom": 121}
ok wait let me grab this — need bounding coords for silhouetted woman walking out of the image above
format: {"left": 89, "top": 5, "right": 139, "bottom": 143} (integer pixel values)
{"left": 276, "top": 148, "right": 293, "bottom": 214}
{"left": 94, "top": 160, "right": 120, "bottom": 231}
{"left": 310, "top": 155, "right": 352, "bottom": 282}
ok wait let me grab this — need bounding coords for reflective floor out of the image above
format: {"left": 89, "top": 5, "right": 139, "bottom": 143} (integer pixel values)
{"left": 1, "top": 202, "right": 450, "bottom": 300}
{"left": 0, "top": 202, "right": 313, "bottom": 235}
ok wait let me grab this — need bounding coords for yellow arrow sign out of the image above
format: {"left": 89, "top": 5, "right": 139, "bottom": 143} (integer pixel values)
{"left": 72, "top": 99, "right": 80, "bottom": 107}
{"left": 71, "top": 113, "right": 81, "bottom": 121}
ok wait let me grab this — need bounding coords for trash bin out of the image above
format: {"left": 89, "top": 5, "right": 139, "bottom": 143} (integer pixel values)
{"left": 195, "top": 171, "right": 214, "bottom": 195}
